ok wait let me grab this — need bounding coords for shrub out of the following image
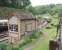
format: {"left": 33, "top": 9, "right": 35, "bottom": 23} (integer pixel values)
{"left": 30, "top": 31, "right": 43, "bottom": 39}
{"left": 46, "top": 26, "right": 51, "bottom": 29}
{"left": 51, "top": 23, "right": 58, "bottom": 27}
{"left": 51, "top": 24, "right": 54, "bottom": 26}
{"left": 12, "top": 47, "right": 19, "bottom": 50}
{"left": 19, "top": 30, "right": 43, "bottom": 48}
{"left": 47, "top": 20, "right": 51, "bottom": 23}
{"left": 19, "top": 38, "right": 32, "bottom": 48}
{"left": 0, "top": 43, "right": 8, "bottom": 50}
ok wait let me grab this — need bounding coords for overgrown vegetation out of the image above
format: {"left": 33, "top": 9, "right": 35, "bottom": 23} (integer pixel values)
{"left": 0, "top": 0, "right": 61, "bottom": 50}
{"left": 31, "top": 14, "right": 59, "bottom": 50}
{"left": 12, "top": 31, "right": 43, "bottom": 50}
{"left": 0, "top": 42, "right": 11, "bottom": 50}
{"left": 0, "top": 0, "right": 31, "bottom": 9}
{"left": 28, "top": 4, "right": 62, "bottom": 15}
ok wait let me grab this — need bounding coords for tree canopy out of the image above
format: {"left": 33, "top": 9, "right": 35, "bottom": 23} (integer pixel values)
{"left": 28, "top": 4, "right": 62, "bottom": 16}
{"left": 0, "top": 0, "right": 31, "bottom": 9}
{"left": 0, "top": 0, "right": 62, "bottom": 17}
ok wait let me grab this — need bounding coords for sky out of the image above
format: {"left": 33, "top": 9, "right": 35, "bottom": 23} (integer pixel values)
{"left": 30, "top": 0, "right": 62, "bottom": 6}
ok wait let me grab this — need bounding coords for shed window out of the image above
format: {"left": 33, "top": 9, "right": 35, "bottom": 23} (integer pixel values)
{"left": 0, "top": 22, "right": 8, "bottom": 33}
{"left": 9, "top": 24, "right": 18, "bottom": 32}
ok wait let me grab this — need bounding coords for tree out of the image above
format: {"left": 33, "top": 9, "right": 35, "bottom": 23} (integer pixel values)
{"left": 0, "top": 0, "right": 31, "bottom": 9}
{"left": 28, "top": 5, "right": 50, "bottom": 15}
{"left": 28, "top": 4, "right": 62, "bottom": 16}
{"left": 26, "top": 5, "right": 36, "bottom": 15}
{"left": 10, "top": 0, "right": 31, "bottom": 9}
{"left": 0, "top": 0, "right": 10, "bottom": 6}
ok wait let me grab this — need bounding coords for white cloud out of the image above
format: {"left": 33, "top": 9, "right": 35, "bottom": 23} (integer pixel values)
{"left": 30, "top": 0, "right": 62, "bottom": 6}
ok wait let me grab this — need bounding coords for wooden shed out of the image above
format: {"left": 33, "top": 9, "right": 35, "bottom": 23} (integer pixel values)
{"left": 8, "top": 12, "right": 38, "bottom": 44}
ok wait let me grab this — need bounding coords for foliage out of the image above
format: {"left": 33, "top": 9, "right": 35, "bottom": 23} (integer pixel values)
{"left": 0, "top": 7, "right": 30, "bottom": 18}
{"left": 28, "top": 4, "right": 62, "bottom": 16}
{"left": 30, "top": 31, "right": 43, "bottom": 39}
{"left": 0, "top": 4, "right": 62, "bottom": 18}
{"left": 19, "top": 38, "right": 32, "bottom": 48}
{"left": 12, "top": 47, "right": 19, "bottom": 50}
{"left": 12, "top": 30, "right": 43, "bottom": 50}
{"left": 18, "top": 31, "right": 43, "bottom": 48}
{"left": 0, "top": 0, "right": 31, "bottom": 9}
{"left": 26, "top": 5, "right": 36, "bottom": 15}
{"left": 32, "top": 14, "right": 58, "bottom": 50}
{"left": 0, "top": 43, "right": 10, "bottom": 50}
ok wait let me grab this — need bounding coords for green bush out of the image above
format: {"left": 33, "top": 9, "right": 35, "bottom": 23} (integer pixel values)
{"left": 30, "top": 31, "right": 43, "bottom": 39}
{"left": 51, "top": 23, "right": 54, "bottom": 26}
{"left": 0, "top": 43, "right": 8, "bottom": 50}
{"left": 18, "top": 31, "right": 43, "bottom": 48}
{"left": 47, "top": 20, "right": 51, "bottom": 23}
{"left": 19, "top": 38, "right": 32, "bottom": 48}
{"left": 46, "top": 26, "right": 51, "bottom": 29}
{"left": 12, "top": 47, "right": 19, "bottom": 50}
{"left": 51, "top": 23, "right": 58, "bottom": 27}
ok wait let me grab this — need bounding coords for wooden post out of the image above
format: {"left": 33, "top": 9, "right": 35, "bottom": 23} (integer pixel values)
{"left": 49, "top": 40, "right": 59, "bottom": 50}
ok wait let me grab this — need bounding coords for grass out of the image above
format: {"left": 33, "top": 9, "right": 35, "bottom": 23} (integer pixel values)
{"left": 31, "top": 17, "right": 58, "bottom": 50}
{"left": 31, "top": 27, "right": 57, "bottom": 50}
{"left": 16, "top": 31, "right": 43, "bottom": 50}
